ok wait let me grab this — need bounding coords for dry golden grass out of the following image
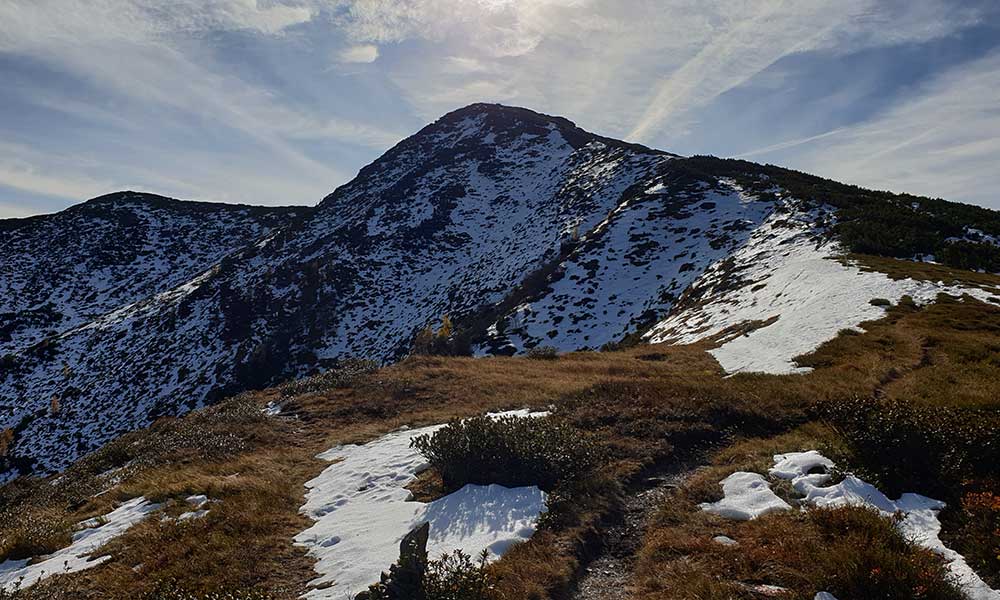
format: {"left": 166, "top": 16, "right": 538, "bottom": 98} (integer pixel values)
{"left": 851, "top": 253, "right": 1000, "bottom": 291}
{"left": 800, "top": 293, "right": 1000, "bottom": 409}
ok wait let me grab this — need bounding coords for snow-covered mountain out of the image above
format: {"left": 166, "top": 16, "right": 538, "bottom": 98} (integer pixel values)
{"left": 1, "top": 194, "right": 305, "bottom": 355}
{"left": 2, "top": 103, "right": 998, "bottom": 479}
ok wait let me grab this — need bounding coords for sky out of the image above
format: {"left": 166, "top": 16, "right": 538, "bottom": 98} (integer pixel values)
{"left": 1, "top": 1, "right": 1000, "bottom": 218}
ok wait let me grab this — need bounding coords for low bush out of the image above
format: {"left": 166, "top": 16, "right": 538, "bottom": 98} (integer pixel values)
{"left": 525, "top": 346, "right": 558, "bottom": 360}
{"left": 360, "top": 522, "right": 503, "bottom": 600}
{"left": 809, "top": 506, "right": 964, "bottom": 600}
{"left": 141, "top": 581, "right": 274, "bottom": 600}
{"left": 423, "top": 551, "right": 503, "bottom": 600}
{"left": 278, "top": 358, "right": 379, "bottom": 397}
{"left": 819, "top": 396, "right": 1000, "bottom": 498}
{"left": 411, "top": 415, "right": 601, "bottom": 492}
{"left": 0, "top": 508, "right": 71, "bottom": 563}
{"left": 943, "top": 491, "right": 1000, "bottom": 588}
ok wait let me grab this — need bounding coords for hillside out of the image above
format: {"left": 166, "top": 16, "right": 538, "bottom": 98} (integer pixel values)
{"left": 0, "top": 292, "right": 997, "bottom": 599}
{"left": 1, "top": 103, "right": 998, "bottom": 484}
{"left": 0, "top": 193, "right": 305, "bottom": 355}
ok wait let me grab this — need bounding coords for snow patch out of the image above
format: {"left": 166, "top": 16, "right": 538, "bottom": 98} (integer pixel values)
{"left": 769, "top": 450, "right": 835, "bottom": 494}
{"left": 699, "top": 472, "right": 791, "bottom": 521}
{"left": 0, "top": 497, "right": 160, "bottom": 591}
{"left": 177, "top": 494, "right": 212, "bottom": 521}
{"left": 770, "top": 453, "right": 999, "bottom": 600}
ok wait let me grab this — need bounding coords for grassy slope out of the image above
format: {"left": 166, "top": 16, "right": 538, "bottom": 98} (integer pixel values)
{"left": 1, "top": 276, "right": 998, "bottom": 598}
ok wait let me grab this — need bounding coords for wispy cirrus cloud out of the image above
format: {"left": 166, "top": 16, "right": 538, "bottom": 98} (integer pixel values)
{"left": 752, "top": 51, "right": 1000, "bottom": 208}
{"left": 1, "top": 0, "right": 999, "bottom": 217}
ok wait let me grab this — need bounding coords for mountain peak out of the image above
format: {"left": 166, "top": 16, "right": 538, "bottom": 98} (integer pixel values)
{"left": 433, "top": 102, "right": 667, "bottom": 155}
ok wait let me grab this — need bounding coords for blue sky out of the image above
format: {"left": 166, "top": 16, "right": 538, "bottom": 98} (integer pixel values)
{"left": 1, "top": 0, "right": 999, "bottom": 218}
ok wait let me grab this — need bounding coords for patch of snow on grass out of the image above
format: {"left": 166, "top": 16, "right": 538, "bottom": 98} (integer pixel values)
{"left": 295, "top": 411, "right": 549, "bottom": 599}
{"left": 0, "top": 497, "right": 160, "bottom": 591}
{"left": 703, "top": 451, "right": 998, "bottom": 599}
{"left": 767, "top": 452, "right": 998, "bottom": 600}
{"left": 769, "top": 451, "right": 835, "bottom": 494}
{"left": 699, "top": 472, "right": 791, "bottom": 521}
{"left": 177, "top": 495, "right": 212, "bottom": 521}
{"left": 773, "top": 452, "right": 998, "bottom": 600}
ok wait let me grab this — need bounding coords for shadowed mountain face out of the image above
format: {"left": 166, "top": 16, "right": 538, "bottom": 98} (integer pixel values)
{"left": 0, "top": 193, "right": 305, "bottom": 355}
{"left": 1, "top": 103, "right": 998, "bottom": 479}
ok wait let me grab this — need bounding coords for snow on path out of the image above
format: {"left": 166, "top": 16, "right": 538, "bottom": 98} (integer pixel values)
{"left": 647, "top": 210, "right": 999, "bottom": 375}
{"left": 701, "top": 451, "right": 999, "bottom": 600}
{"left": 699, "top": 472, "right": 791, "bottom": 520}
{"left": 0, "top": 497, "right": 160, "bottom": 591}
{"left": 295, "top": 410, "right": 549, "bottom": 600}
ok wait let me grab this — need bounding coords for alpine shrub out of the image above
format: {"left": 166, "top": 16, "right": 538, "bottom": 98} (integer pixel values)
{"left": 820, "top": 396, "right": 1000, "bottom": 498}
{"left": 278, "top": 358, "right": 378, "bottom": 397}
{"left": 411, "top": 415, "right": 600, "bottom": 491}
{"left": 0, "top": 509, "right": 71, "bottom": 563}
{"left": 424, "top": 550, "right": 503, "bottom": 600}
{"left": 142, "top": 581, "right": 274, "bottom": 600}
{"left": 525, "top": 346, "right": 558, "bottom": 360}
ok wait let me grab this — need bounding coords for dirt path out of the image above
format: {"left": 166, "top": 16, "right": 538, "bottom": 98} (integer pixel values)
{"left": 572, "top": 466, "right": 696, "bottom": 600}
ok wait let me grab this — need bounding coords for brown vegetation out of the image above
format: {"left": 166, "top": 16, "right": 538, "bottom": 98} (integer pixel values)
{"left": 634, "top": 427, "right": 965, "bottom": 600}
{"left": 0, "top": 285, "right": 997, "bottom": 598}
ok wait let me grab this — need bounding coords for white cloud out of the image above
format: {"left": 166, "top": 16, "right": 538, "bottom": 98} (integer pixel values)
{"left": 0, "top": 141, "right": 120, "bottom": 202}
{"left": 337, "top": 43, "right": 379, "bottom": 63}
{"left": 327, "top": 0, "right": 589, "bottom": 57}
{"left": 0, "top": 164, "right": 114, "bottom": 206}
{"left": 0, "top": 0, "right": 399, "bottom": 211}
{"left": 322, "top": 0, "right": 985, "bottom": 146}
{"left": 624, "top": 0, "right": 983, "bottom": 142}
{"left": 0, "top": 0, "right": 313, "bottom": 51}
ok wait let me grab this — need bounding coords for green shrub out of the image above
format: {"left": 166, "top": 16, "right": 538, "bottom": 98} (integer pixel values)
{"left": 869, "top": 298, "right": 892, "bottom": 307}
{"left": 424, "top": 550, "right": 503, "bottom": 600}
{"left": 411, "top": 415, "right": 601, "bottom": 492}
{"left": 278, "top": 358, "right": 379, "bottom": 397}
{"left": 676, "top": 156, "right": 1000, "bottom": 272}
{"left": 360, "top": 523, "right": 503, "bottom": 600}
{"left": 819, "top": 396, "right": 1000, "bottom": 498}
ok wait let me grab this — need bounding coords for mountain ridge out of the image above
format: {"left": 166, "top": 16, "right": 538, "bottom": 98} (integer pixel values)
{"left": 1, "top": 103, "right": 999, "bottom": 480}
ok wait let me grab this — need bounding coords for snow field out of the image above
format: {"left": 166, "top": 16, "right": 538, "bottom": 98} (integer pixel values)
{"left": 647, "top": 209, "right": 998, "bottom": 374}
